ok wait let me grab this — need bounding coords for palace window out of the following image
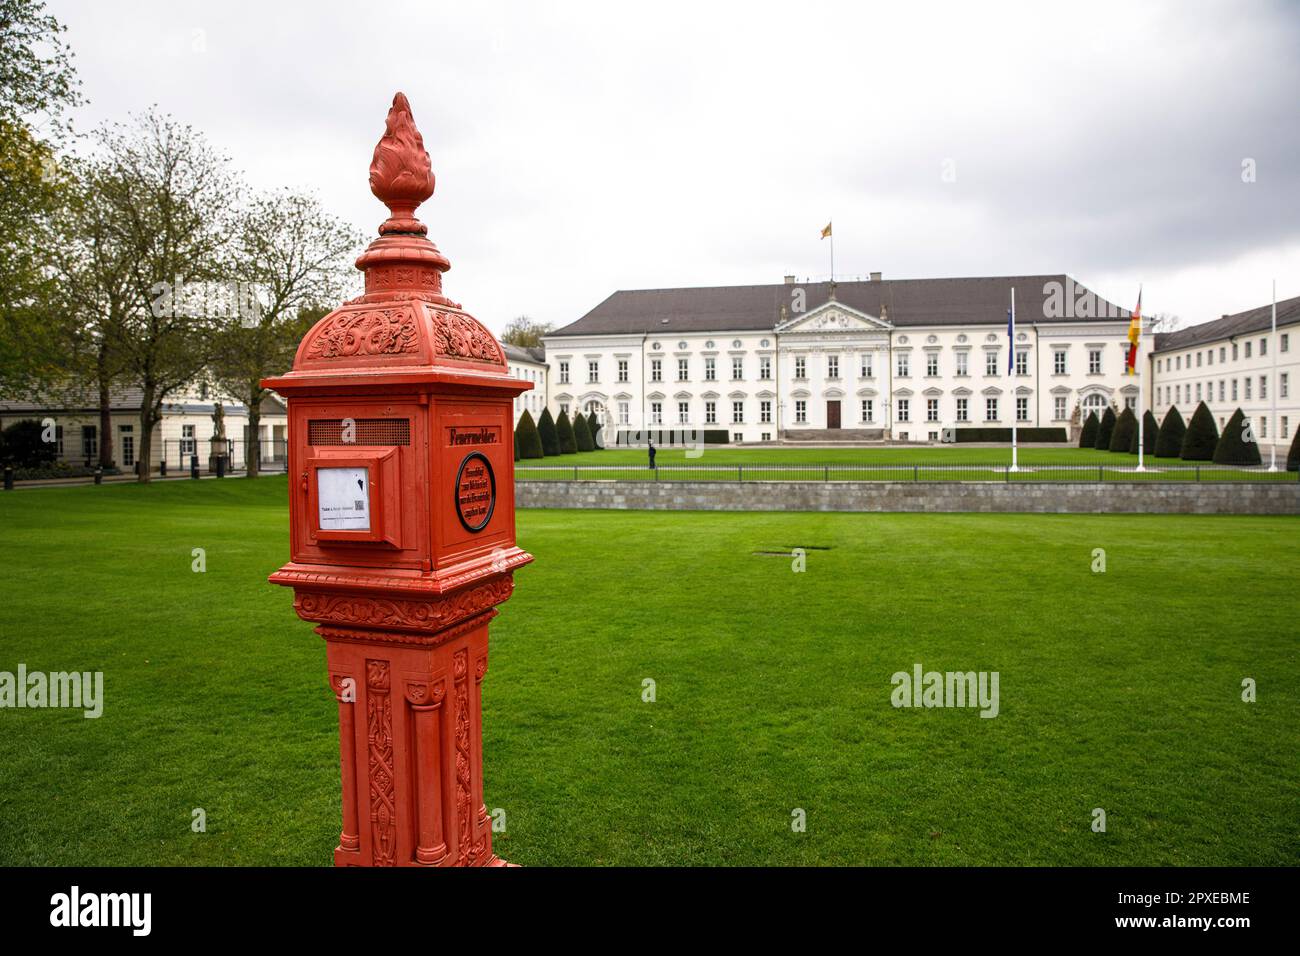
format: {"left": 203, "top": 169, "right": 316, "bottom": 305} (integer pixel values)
{"left": 732, "top": 401, "right": 744, "bottom": 424}
{"left": 861, "top": 399, "right": 874, "bottom": 423}
{"left": 1015, "top": 351, "right": 1028, "bottom": 376}
{"left": 704, "top": 357, "right": 716, "bottom": 381}
{"left": 1282, "top": 416, "right": 1289, "bottom": 438}
{"left": 1089, "top": 350, "right": 1102, "bottom": 374}
{"left": 1260, "top": 417, "right": 1267, "bottom": 439}
{"left": 1220, "top": 346, "right": 1227, "bottom": 362}
{"left": 1219, "top": 381, "right": 1225, "bottom": 401}
{"left": 1245, "top": 341, "right": 1252, "bottom": 359}
{"left": 897, "top": 353, "right": 910, "bottom": 377}
{"left": 1196, "top": 383, "right": 1202, "bottom": 402}
{"left": 181, "top": 424, "right": 196, "bottom": 456}
{"left": 1281, "top": 334, "right": 1289, "bottom": 353}
{"left": 119, "top": 424, "right": 135, "bottom": 467}
{"left": 1260, "top": 375, "right": 1267, "bottom": 400}
{"left": 1016, "top": 397, "right": 1029, "bottom": 422}
{"left": 587, "top": 360, "right": 599, "bottom": 383}
{"left": 1232, "top": 379, "right": 1238, "bottom": 400}
{"left": 705, "top": 401, "right": 717, "bottom": 424}
{"left": 1054, "top": 395, "right": 1066, "bottom": 419}
{"left": 794, "top": 400, "right": 807, "bottom": 424}
{"left": 677, "top": 358, "right": 689, "bottom": 381}
{"left": 1281, "top": 373, "right": 1289, "bottom": 398}
{"left": 732, "top": 356, "right": 744, "bottom": 380}
{"left": 956, "top": 397, "right": 969, "bottom": 422}
{"left": 897, "top": 398, "right": 910, "bottom": 422}
{"left": 794, "top": 356, "right": 806, "bottom": 379}
{"left": 985, "top": 397, "right": 999, "bottom": 421}
{"left": 760, "top": 400, "right": 772, "bottom": 424}
{"left": 759, "top": 356, "right": 772, "bottom": 380}
{"left": 1125, "top": 396, "right": 1136, "bottom": 411}
{"left": 1245, "top": 378, "right": 1252, "bottom": 400}
{"left": 618, "top": 359, "right": 628, "bottom": 383}
{"left": 677, "top": 401, "right": 689, "bottom": 425}
{"left": 618, "top": 402, "right": 630, "bottom": 425}
{"left": 650, "top": 358, "right": 662, "bottom": 382}
{"left": 1196, "top": 352, "right": 1202, "bottom": 367}
{"left": 985, "top": 351, "right": 999, "bottom": 376}
{"left": 559, "top": 360, "right": 570, "bottom": 384}
{"left": 650, "top": 402, "right": 662, "bottom": 425}
{"left": 1232, "top": 343, "right": 1238, "bottom": 361}
{"left": 826, "top": 355, "right": 839, "bottom": 379}
{"left": 926, "top": 353, "right": 939, "bottom": 377}
{"left": 1207, "top": 351, "right": 1213, "bottom": 366}
{"left": 955, "top": 351, "right": 968, "bottom": 376}
{"left": 1260, "top": 338, "right": 1267, "bottom": 356}
{"left": 1053, "top": 350, "right": 1066, "bottom": 374}
{"left": 82, "top": 425, "right": 98, "bottom": 458}
{"left": 926, "top": 398, "right": 939, "bottom": 422}
{"left": 861, "top": 353, "right": 874, "bottom": 378}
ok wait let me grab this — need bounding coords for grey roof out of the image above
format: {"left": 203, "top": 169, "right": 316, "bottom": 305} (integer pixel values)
{"left": 549, "top": 275, "right": 1131, "bottom": 337}
{"left": 501, "top": 342, "right": 547, "bottom": 365}
{"left": 1151, "top": 295, "right": 1300, "bottom": 353}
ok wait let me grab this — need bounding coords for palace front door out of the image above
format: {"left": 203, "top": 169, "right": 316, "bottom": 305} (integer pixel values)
{"left": 827, "top": 400, "right": 841, "bottom": 429}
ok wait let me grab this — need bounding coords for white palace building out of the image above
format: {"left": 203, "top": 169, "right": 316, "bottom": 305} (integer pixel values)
{"left": 537, "top": 273, "right": 1299, "bottom": 455}
{"left": 543, "top": 274, "right": 1142, "bottom": 444}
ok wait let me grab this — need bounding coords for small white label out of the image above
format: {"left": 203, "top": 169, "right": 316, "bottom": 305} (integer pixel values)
{"left": 318, "top": 467, "right": 370, "bottom": 531}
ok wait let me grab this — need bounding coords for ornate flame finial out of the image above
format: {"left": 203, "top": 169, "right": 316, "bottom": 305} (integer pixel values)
{"left": 369, "top": 92, "right": 435, "bottom": 236}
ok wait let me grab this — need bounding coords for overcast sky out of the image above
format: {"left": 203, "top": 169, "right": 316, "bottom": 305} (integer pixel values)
{"left": 48, "top": 0, "right": 1300, "bottom": 335}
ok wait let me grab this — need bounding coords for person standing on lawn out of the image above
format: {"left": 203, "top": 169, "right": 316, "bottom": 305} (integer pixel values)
{"left": 648, "top": 440, "right": 656, "bottom": 470}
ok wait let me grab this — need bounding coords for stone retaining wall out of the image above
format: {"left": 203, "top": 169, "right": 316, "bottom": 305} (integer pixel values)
{"left": 516, "top": 480, "right": 1300, "bottom": 515}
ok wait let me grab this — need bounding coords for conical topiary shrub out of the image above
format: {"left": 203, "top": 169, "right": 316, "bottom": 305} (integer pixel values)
{"left": 1141, "top": 409, "right": 1159, "bottom": 455}
{"left": 514, "top": 409, "right": 544, "bottom": 459}
{"left": 587, "top": 412, "right": 603, "bottom": 449}
{"left": 538, "top": 407, "right": 560, "bottom": 457}
{"left": 1180, "top": 401, "right": 1219, "bottom": 460}
{"left": 1079, "top": 411, "right": 1099, "bottom": 448}
{"left": 556, "top": 409, "right": 577, "bottom": 454}
{"left": 1109, "top": 407, "right": 1137, "bottom": 453}
{"left": 1154, "top": 406, "right": 1186, "bottom": 458}
{"left": 1213, "top": 408, "right": 1262, "bottom": 465}
{"left": 574, "top": 410, "right": 594, "bottom": 451}
{"left": 1288, "top": 424, "right": 1300, "bottom": 471}
{"left": 1094, "top": 406, "right": 1117, "bottom": 450}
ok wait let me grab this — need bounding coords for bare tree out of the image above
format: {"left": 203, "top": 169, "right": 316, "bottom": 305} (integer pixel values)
{"left": 1147, "top": 312, "right": 1181, "bottom": 333}
{"left": 210, "top": 189, "right": 362, "bottom": 476}
{"left": 501, "top": 315, "right": 553, "bottom": 348}
{"left": 89, "top": 109, "right": 237, "bottom": 480}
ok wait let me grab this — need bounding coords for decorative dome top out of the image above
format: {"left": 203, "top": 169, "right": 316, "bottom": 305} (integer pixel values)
{"left": 369, "top": 92, "right": 435, "bottom": 236}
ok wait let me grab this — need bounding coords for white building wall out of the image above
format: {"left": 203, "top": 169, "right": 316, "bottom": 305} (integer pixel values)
{"left": 1152, "top": 324, "right": 1299, "bottom": 459}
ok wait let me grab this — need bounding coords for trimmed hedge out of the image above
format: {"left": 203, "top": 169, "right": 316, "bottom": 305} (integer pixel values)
{"left": 1141, "top": 410, "right": 1159, "bottom": 455}
{"left": 1288, "top": 424, "right": 1300, "bottom": 471}
{"left": 573, "top": 411, "right": 594, "bottom": 452}
{"left": 953, "top": 427, "right": 1068, "bottom": 443}
{"left": 1094, "top": 406, "right": 1117, "bottom": 450}
{"left": 1155, "top": 406, "right": 1186, "bottom": 458}
{"left": 1109, "top": 407, "right": 1137, "bottom": 453}
{"left": 1213, "top": 408, "right": 1261, "bottom": 465}
{"left": 514, "top": 410, "right": 544, "bottom": 459}
{"left": 1079, "top": 411, "right": 1098, "bottom": 448}
{"left": 1180, "top": 401, "right": 1219, "bottom": 461}
{"left": 587, "top": 412, "right": 603, "bottom": 450}
{"left": 1, "top": 419, "right": 57, "bottom": 469}
{"left": 556, "top": 410, "right": 577, "bottom": 454}
{"left": 538, "top": 408, "right": 560, "bottom": 457}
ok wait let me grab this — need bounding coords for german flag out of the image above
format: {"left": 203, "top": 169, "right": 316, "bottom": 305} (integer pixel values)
{"left": 1125, "top": 288, "right": 1142, "bottom": 375}
{"left": 820, "top": 222, "right": 832, "bottom": 239}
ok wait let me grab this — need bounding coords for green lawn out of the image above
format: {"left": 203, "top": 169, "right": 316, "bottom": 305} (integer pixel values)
{"left": 518, "top": 445, "right": 1294, "bottom": 482}
{"left": 1, "top": 478, "right": 1296, "bottom": 866}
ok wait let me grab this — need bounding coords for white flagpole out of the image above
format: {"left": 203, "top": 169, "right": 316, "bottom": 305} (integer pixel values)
{"left": 1010, "top": 286, "right": 1018, "bottom": 472}
{"left": 1269, "top": 279, "right": 1278, "bottom": 471}
{"left": 1136, "top": 286, "right": 1146, "bottom": 472}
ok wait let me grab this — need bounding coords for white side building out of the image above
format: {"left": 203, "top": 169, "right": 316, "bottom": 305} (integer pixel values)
{"left": 1151, "top": 294, "right": 1300, "bottom": 461}
{"left": 502, "top": 343, "right": 548, "bottom": 425}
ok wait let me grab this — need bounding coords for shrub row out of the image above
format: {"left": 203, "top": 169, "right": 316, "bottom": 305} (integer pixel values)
{"left": 514, "top": 409, "right": 606, "bottom": 461}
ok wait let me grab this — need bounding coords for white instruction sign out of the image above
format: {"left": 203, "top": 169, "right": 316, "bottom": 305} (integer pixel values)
{"left": 318, "top": 466, "right": 371, "bottom": 531}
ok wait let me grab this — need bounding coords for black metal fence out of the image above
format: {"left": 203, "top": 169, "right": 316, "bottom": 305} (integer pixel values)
{"left": 514, "top": 463, "right": 1299, "bottom": 484}
{"left": 160, "top": 438, "right": 289, "bottom": 475}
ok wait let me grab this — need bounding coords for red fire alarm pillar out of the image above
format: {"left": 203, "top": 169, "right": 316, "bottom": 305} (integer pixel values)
{"left": 264, "top": 93, "right": 532, "bottom": 867}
